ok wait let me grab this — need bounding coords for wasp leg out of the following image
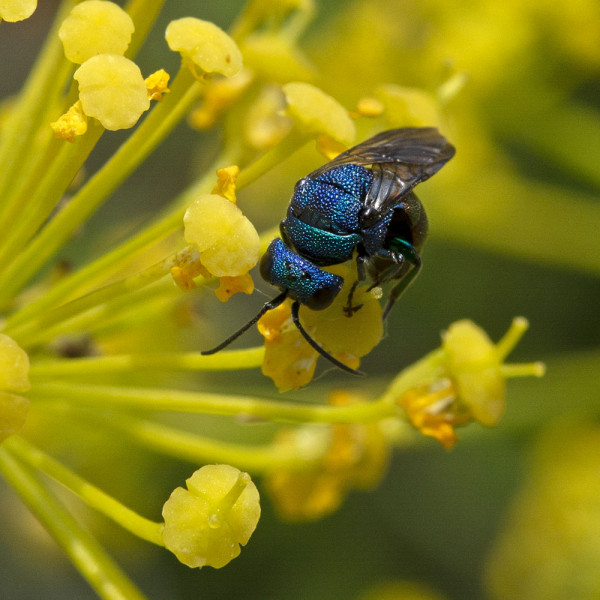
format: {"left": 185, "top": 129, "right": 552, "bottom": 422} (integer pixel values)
{"left": 382, "top": 238, "right": 422, "bottom": 319}
{"left": 202, "top": 290, "right": 289, "bottom": 355}
{"left": 291, "top": 301, "right": 364, "bottom": 376}
{"left": 343, "top": 280, "right": 364, "bottom": 317}
{"left": 343, "top": 254, "right": 369, "bottom": 317}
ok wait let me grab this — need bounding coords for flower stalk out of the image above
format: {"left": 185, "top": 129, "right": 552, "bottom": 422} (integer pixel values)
{"left": 0, "top": 443, "right": 150, "bottom": 600}
{"left": 3, "top": 435, "right": 165, "bottom": 546}
{"left": 0, "top": 66, "right": 203, "bottom": 304}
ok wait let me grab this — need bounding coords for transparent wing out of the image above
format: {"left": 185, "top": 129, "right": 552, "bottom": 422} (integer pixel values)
{"left": 306, "top": 127, "right": 455, "bottom": 184}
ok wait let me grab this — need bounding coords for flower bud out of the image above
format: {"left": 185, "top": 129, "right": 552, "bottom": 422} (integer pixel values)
{"left": 165, "top": 18, "right": 242, "bottom": 78}
{"left": 183, "top": 194, "right": 260, "bottom": 277}
{"left": 59, "top": 0, "right": 134, "bottom": 64}
{"left": 162, "top": 465, "right": 260, "bottom": 569}
{"left": 282, "top": 82, "right": 355, "bottom": 145}
{"left": 74, "top": 54, "right": 150, "bottom": 130}
{"left": 50, "top": 100, "right": 88, "bottom": 142}
{"left": 442, "top": 319, "right": 506, "bottom": 426}
{"left": 0, "top": 0, "right": 37, "bottom": 22}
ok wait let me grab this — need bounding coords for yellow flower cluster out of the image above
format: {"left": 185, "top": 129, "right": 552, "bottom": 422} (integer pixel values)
{"left": 0, "top": 0, "right": 554, "bottom": 597}
{"left": 265, "top": 391, "right": 390, "bottom": 521}
{"left": 397, "top": 319, "right": 544, "bottom": 448}
{"left": 58, "top": 1, "right": 146, "bottom": 131}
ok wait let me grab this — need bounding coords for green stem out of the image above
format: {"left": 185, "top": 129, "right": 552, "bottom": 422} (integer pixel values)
{"left": 0, "top": 66, "right": 203, "bottom": 304}
{"left": 31, "top": 381, "right": 398, "bottom": 423}
{"left": 7, "top": 245, "right": 195, "bottom": 345}
{"left": 62, "top": 410, "right": 314, "bottom": 473}
{"left": 0, "top": 444, "right": 150, "bottom": 600}
{"left": 0, "top": 79, "right": 82, "bottom": 243}
{"left": 500, "top": 362, "right": 546, "bottom": 378}
{"left": 30, "top": 347, "right": 265, "bottom": 377}
{"left": 125, "top": 0, "right": 167, "bottom": 59}
{"left": 0, "top": 0, "right": 76, "bottom": 213}
{"left": 378, "top": 348, "right": 447, "bottom": 404}
{"left": 2, "top": 152, "right": 229, "bottom": 333}
{"left": 0, "top": 122, "right": 104, "bottom": 279}
{"left": 5, "top": 201, "right": 180, "bottom": 334}
{"left": 235, "top": 130, "right": 309, "bottom": 189}
{"left": 4, "top": 436, "right": 164, "bottom": 546}
{"left": 495, "top": 316, "right": 529, "bottom": 361}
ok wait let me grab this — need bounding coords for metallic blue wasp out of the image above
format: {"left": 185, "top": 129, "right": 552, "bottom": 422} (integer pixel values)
{"left": 202, "top": 127, "right": 455, "bottom": 375}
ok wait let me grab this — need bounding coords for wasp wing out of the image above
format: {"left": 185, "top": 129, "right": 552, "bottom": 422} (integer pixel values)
{"left": 306, "top": 127, "right": 454, "bottom": 227}
{"left": 306, "top": 127, "right": 455, "bottom": 182}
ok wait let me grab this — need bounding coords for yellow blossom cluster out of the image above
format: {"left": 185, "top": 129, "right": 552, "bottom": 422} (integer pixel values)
{"left": 0, "top": 0, "right": 561, "bottom": 598}
{"left": 265, "top": 391, "right": 390, "bottom": 521}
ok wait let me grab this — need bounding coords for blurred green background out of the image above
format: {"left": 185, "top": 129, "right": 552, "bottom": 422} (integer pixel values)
{"left": 1, "top": 0, "right": 599, "bottom": 598}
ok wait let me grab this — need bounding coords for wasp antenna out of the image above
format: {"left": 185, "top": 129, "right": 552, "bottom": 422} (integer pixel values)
{"left": 202, "top": 291, "right": 289, "bottom": 355}
{"left": 290, "top": 301, "right": 365, "bottom": 376}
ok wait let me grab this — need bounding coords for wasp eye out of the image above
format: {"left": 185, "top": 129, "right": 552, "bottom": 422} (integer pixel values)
{"left": 259, "top": 247, "right": 274, "bottom": 282}
{"left": 304, "top": 283, "right": 340, "bottom": 310}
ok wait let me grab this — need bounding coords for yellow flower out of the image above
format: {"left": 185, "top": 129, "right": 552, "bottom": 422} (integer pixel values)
{"left": 58, "top": 0, "right": 134, "bottom": 64}
{"left": 214, "top": 273, "right": 255, "bottom": 303}
{"left": 258, "top": 301, "right": 319, "bottom": 391}
{"left": 0, "top": 0, "right": 36, "bottom": 22}
{"left": 145, "top": 69, "right": 171, "bottom": 101}
{"left": 265, "top": 392, "right": 390, "bottom": 521}
{"left": 240, "top": 32, "right": 314, "bottom": 83}
{"left": 183, "top": 193, "right": 260, "bottom": 278}
{"left": 50, "top": 100, "right": 88, "bottom": 142}
{"left": 374, "top": 84, "right": 444, "bottom": 128}
{"left": 397, "top": 319, "right": 545, "bottom": 447}
{"left": 162, "top": 465, "right": 261, "bottom": 569}
{"left": 188, "top": 70, "right": 254, "bottom": 130}
{"left": 166, "top": 18, "right": 243, "bottom": 78}
{"left": 257, "top": 262, "right": 383, "bottom": 391}
{"left": 74, "top": 54, "right": 150, "bottom": 130}
{"left": 211, "top": 165, "right": 240, "bottom": 203}
{"left": 283, "top": 81, "right": 355, "bottom": 146}
{"left": 175, "top": 167, "right": 259, "bottom": 301}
